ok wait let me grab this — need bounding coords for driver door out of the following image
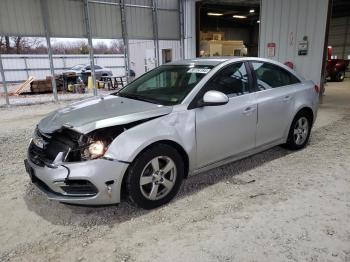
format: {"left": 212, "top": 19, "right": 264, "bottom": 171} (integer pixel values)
{"left": 194, "top": 62, "right": 257, "bottom": 168}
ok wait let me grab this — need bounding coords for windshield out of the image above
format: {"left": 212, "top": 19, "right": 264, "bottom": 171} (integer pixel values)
{"left": 116, "top": 65, "right": 213, "bottom": 106}
{"left": 71, "top": 65, "right": 84, "bottom": 70}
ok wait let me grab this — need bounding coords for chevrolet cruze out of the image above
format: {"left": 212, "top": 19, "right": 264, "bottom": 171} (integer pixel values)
{"left": 25, "top": 57, "right": 319, "bottom": 209}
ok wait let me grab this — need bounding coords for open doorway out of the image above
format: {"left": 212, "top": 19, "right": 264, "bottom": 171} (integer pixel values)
{"left": 326, "top": 0, "right": 350, "bottom": 82}
{"left": 196, "top": 0, "right": 260, "bottom": 58}
{"left": 162, "top": 49, "right": 173, "bottom": 64}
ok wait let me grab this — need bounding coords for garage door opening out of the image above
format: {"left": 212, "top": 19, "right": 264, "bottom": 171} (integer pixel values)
{"left": 196, "top": 0, "right": 260, "bottom": 58}
{"left": 326, "top": 0, "right": 350, "bottom": 83}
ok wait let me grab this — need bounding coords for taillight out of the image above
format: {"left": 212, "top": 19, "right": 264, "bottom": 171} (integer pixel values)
{"left": 314, "top": 85, "right": 320, "bottom": 93}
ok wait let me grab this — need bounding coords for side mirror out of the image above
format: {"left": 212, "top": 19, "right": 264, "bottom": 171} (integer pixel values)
{"left": 198, "top": 90, "right": 229, "bottom": 107}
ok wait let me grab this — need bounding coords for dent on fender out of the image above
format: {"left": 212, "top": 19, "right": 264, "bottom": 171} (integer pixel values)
{"left": 104, "top": 110, "right": 197, "bottom": 170}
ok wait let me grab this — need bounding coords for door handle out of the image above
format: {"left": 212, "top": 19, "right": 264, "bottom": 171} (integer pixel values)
{"left": 243, "top": 107, "right": 256, "bottom": 115}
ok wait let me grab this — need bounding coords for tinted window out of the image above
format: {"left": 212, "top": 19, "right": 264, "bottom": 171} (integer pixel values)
{"left": 251, "top": 62, "right": 300, "bottom": 90}
{"left": 94, "top": 65, "right": 102, "bottom": 70}
{"left": 205, "top": 62, "right": 249, "bottom": 97}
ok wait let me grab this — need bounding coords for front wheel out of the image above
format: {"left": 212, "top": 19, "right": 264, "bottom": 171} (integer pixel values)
{"left": 335, "top": 71, "right": 345, "bottom": 82}
{"left": 285, "top": 112, "right": 312, "bottom": 150}
{"left": 125, "top": 144, "right": 184, "bottom": 209}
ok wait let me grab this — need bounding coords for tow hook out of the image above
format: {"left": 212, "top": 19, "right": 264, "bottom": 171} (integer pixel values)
{"left": 105, "top": 180, "right": 114, "bottom": 198}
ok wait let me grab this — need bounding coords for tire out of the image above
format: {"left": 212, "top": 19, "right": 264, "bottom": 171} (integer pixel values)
{"left": 125, "top": 144, "right": 184, "bottom": 209}
{"left": 284, "top": 111, "right": 312, "bottom": 150}
{"left": 335, "top": 71, "right": 345, "bottom": 82}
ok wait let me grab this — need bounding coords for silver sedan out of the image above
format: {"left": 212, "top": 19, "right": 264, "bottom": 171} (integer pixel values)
{"left": 25, "top": 57, "right": 319, "bottom": 209}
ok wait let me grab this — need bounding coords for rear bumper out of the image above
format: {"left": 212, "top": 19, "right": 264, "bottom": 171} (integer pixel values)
{"left": 25, "top": 157, "right": 129, "bottom": 205}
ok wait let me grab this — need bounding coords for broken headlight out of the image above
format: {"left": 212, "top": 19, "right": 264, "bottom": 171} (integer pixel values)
{"left": 87, "top": 140, "right": 107, "bottom": 159}
{"left": 81, "top": 139, "right": 109, "bottom": 160}
{"left": 79, "top": 126, "right": 128, "bottom": 161}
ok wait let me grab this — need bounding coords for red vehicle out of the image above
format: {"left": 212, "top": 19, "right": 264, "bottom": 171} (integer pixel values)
{"left": 326, "top": 47, "right": 349, "bottom": 82}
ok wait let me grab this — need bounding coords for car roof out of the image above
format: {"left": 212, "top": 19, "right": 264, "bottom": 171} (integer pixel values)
{"left": 167, "top": 57, "right": 304, "bottom": 81}
{"left": 167, "top": 57, "right": 229, "bottom": 67}
{"left": 167, "top": 56, "right": 292, "bottom": 66}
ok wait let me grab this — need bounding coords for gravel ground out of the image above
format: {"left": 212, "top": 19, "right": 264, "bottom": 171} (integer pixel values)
{"left": 0, "top": 80, "right": 350, "bottom": 262}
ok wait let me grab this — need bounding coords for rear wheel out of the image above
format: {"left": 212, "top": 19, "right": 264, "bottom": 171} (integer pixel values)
{"left": 125, "top": 144, "right": 184, "bottom": 209}
{"left": 285, "top": 112, "right": 312, "bottom": 150}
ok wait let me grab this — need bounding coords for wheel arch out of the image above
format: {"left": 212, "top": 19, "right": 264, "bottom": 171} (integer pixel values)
{"left": 120, "top": 139, "right": 190, "bottom": 199}
{"left": 295, "top": 106, "right": 314, "bottom": 124}
{"left": 284, "top": 106, "right": 315, "bottom": 141}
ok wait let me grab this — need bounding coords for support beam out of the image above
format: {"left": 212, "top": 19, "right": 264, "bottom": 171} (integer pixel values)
{"left": 120, "top": 0, "right": 130, "bottom": 83}
{"left": 40, "top": 0, "right": 58, "bottom": 102}
{"left": 84, "top": 0, "right": 97, "bottom": 96}
{"left": 152, "top": 0, "right": 160, "bottom": 66}
{"left": 320, "top": 0, "right": 333, "bottom": 103}
{"left": 179, "top": 0, "right": 185, "bottom": 59}
{"left": 0, "top": 54, "right": 10, "bottom": 106}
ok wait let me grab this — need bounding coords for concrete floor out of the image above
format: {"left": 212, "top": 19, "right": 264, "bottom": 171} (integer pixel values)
{"left": 314, "top": 78, "right": 350, "bottom": 128}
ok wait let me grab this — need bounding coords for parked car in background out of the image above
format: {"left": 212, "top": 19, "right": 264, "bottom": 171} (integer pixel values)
{"left": 326, "top": 46, "right": 349, "bottom": 82}
{"left": 25, "top": 57, "right": 319, "bottom": 209}
{"left": 326, "top": 59, "right": 349, "bottom": 82}
{"left": 63, "top": 64, "right": 113, "bottom": 83}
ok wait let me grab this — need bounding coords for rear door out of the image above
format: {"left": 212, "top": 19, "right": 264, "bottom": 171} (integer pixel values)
{"left": 194, "top": 62, "right": 257, "bottom": 168}
{"left": 249, "top": 61, "right": 301, "bottom": 147}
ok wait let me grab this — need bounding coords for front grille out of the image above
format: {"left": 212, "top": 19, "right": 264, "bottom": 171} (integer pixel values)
{"left": 28, "top": 142, "right": 49, "bottom": 167}
{"left": 29, "top": 127, "right": 83, "bottom": 167}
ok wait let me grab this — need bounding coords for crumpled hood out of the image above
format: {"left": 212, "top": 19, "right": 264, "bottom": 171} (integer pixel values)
{"left": 38, "top": 95, "right": 172, "bottom": 134}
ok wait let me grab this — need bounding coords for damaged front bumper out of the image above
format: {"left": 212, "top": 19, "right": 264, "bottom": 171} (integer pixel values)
{"left": 24, "top": 156, "right": 129, "bottom": 205}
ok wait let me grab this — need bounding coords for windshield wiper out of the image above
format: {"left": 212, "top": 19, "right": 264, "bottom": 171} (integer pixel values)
{"left": 116, "top": 92, "right": 160, "bottom": 104}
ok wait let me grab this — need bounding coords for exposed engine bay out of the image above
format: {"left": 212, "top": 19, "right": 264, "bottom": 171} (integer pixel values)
{"left": 29, "top": 119, "right": 153, "bottom": 167}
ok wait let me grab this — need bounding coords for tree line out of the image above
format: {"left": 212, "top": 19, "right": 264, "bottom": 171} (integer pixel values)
{"left": 0, "top": 36, "right": 124, "bottom": 54}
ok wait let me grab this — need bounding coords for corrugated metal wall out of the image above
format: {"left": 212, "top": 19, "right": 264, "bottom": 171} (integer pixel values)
{"left": 0, "top": 55, "right": 125, "bottom": 83}
{"left": 259, "top": 0, "right": 329, "bottom": 85}
{"left": 157, "top": 10, "right": 180, "bottom": 40}
{"left": 328, "top": 16, "right": 350, "bottom": 59}
{"left": 126, "top": 6, "right": 154, "bottom": 39}
{"left": 47, "top": 0, "right": 86, "bottom": 38}
{"left": 0, "top": 0, "right": 181, "bottom": 40}
{"left": 89, "top": 1, "right": 122, "bottom": 38}
{"left": 0, "top": 0, "right": 45, "bottom": 37}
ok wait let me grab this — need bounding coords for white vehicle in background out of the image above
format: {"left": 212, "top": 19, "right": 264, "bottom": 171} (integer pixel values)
{"left": 25, "top": 57, "right": 319, "bottom": 209}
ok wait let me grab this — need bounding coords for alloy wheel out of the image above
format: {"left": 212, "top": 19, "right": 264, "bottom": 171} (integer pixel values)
{"left": 139, "top": 156, "right": 177, "bottom": 201}
{"left": 293, "top": 116, "right": 309, "bottom": 145}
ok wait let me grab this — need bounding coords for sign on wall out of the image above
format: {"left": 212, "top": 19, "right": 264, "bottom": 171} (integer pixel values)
{"left": 298, "top": 36, "right": 309, "bottom": 56}
{"left": 267, "top": 43, "right": 276, "bottom": 57}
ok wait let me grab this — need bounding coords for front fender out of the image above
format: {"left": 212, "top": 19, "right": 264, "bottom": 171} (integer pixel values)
{"left": 104, "top": 110, "right": 196, "bottom": 171}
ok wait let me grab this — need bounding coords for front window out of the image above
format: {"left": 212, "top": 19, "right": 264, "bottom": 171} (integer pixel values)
{"left": 116, "top": 65, "right": 213, "bottom": 105}
{"left": 204, "top": 62, "right": 249, "bottom": 97}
